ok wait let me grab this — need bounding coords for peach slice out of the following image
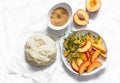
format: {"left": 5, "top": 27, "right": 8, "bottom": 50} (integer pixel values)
{"left": 71, "top": 60, "right": 79, "bottom": 72}
{"left": 77, "top": 41, "right": 91, "bottom": 52}
{"left": 87, "top": 36, "right": 95, "bottom": 44}
{"left": 100, "top": 52, "right": 107, "bottom": 59}
{"left": 80, "top": 41, "right": 87, "bottom": 48}
{"left": 86, "top": 51, "right": 90, "bottom": 58}
{"left": 64, "top": 50, "right": 69, "bottom": 57}
{"left": 79, "top": 61, "right": 91, "bottom": 75}
{"left": 90, "top": 48, "right": 95, "bottom": 55}
{"left": 92, "top": 44, "right": 107, "bottom": 53}
{"left": 87, "top": 61, "right": 102, "bottom": 73}
{"left": 77, "top": 58, "right": 83, "bottom": 66}
{"left": 96, "top": 37, "right": 103, "bottom": 45}
{"left": 91, "top": 50, "right": 100, "bottom": 62}
{"left": 93, "top": 47, "right": 107, "bottom": 59}
{"left": 79, "top": 52, "right": 88, "bottom": 61}
{"left": 73, "top": 9, "right": 89, "bottom": 26}
{"left": 86, "top": 0, "right": 101, "bottom": 12}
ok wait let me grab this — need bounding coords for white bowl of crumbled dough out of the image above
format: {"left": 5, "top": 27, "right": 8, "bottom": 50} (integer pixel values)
{"left": 24, "top": 33, "right": 57, "bottom": 67}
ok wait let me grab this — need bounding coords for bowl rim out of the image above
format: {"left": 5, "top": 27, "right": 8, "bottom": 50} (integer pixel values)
{"left": 47, "top": 2, "right": 72, "bottom": 30}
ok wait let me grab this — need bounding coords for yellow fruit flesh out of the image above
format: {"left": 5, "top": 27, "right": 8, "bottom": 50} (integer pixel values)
{"left": 87, "top": 61, "right": 102, "bottom": 73}
{"left": 79, "top": 61, "right": 90, "bottom": 75}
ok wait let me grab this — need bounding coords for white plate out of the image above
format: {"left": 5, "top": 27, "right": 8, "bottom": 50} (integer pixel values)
{"left": 60, "top": 29, "right": 107, "bottom": 76}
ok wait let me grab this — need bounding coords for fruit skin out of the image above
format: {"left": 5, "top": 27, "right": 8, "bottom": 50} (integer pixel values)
{"left": 79, "top": 61, "right": 91, "bottom": 75}
{"left": 86, "top": 0, "right": 102, "bottom": 12}
{"left": 73, "top": 9, "right": 89, "bottom": 26}
{"left": 92, "top": 44, "right": 107, "bottom": 54}
{"left": 87, "top": 61, "right": 102, "bottom": 73}
{"left": 71, "top": 60, "right": 79, "bottom": 72}
{"left": 91, "top": 50, "right": 100, "bottom": 62}
{"left": 77, "top": 58, "right": 83, "bottom": 66}
{"left": 77, "top": 41, "right": 91, "bottom": 52}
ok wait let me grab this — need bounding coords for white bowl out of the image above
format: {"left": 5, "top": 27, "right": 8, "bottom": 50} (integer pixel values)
{"left": 60, "top": 29, "right": 107, "bottom": 76}
{"left": 47, "top": 2, "right": 72, "bottom": 30}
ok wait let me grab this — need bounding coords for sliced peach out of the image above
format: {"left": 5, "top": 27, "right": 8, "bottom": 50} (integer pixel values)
{"left": 79, "top": 52, "right": 88, "bottom": 61}
{"left": 93, "top": 47, "right": 107, "bottom": 59}
{"left": 64, "top": 50, "right": 70, "bottom": 57}
{"left": 86, "top": 0, "right": 102, "bottom": 12}
{"left": 92, "top": 44, "right": 107, "bottom": 53}
{"left": 77, "top": 58, "right": 83, "bottom": 66}
{"left": 96, "top": 37, "right": 103, "bottom": 45}
{"left": 88, "top": 45, "right": 92, "bottom": 52}
{"left": 71, "top": 60, "right": 79, "bottom": 72}
{"left": 90, "top": 49, "right": 95, "bottom": 55}
{"left": 91, "top": 50, "right": 100, "bottom": 62}
{"left": 89, "top": 37, "right": 95, "bottom": 44}
{"left": 79, "top": 61, "right": 91, "bottom": 75}
{"left": 100, "top": 52, "right": 107, "bottom": 59}
{"left": 80, "top": 41, "right": 87, "bottom": 48}
{"left": 73, "top": 9, "right": 89, "bottom": 26}
{"left": 87, "top": 36, "right": 95, "bottom": 44}
{"left": 87, "top": 61, "right": 102, "bottom": 73}
{"left": 77, "top": 41, "right": 91, "bottom": 52}
{"left": 86, "top": 51, "right": 90, "bottom": 59}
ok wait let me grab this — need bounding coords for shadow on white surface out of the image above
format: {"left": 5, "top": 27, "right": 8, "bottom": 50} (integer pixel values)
{"left": 46, "top": 26, "right": 69, "bottom": 39}
{"left": 72, "top": 21, "right": 88, "bottom": 29}
{"left": 26, "top": 57, "right": 57, "bottom": 72}
{"left": 61, "top": 59, "right": 106, "bottom": 82}
{"left": 86, "top": 10, "right": 99, "bottom": 19}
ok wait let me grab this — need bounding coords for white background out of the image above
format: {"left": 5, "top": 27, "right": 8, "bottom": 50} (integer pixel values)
{"left": 0, "top": 0, "right": 120, "bottom": 83}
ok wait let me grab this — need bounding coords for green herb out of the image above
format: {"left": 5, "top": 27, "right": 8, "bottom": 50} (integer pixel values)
{"left": 64, "top": 38, "right": 67, "bottom": 41}
{"left": 70, "top": 50, "right": 75, "bottom": 53}
{"left": 71, "top": 30, "right": 75, "bottom": 34}
{"left": 65, "top": 47, "right": 68, "bottom": 50}
{"left": 87, "top": 32, "right": 91, "bottom": 35}
{"left": 94, "top": 36, "right": 100, "bottom": 41}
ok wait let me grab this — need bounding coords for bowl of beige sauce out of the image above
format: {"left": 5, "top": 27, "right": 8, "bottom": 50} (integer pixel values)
{"left": 47, "top": 2, "right": 72, "bottom": 30}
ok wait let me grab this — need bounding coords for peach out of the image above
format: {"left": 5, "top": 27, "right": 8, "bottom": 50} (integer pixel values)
{"left": 93, "top": 47, "right": 107, "bottom": 59}
{"left": 79, "top": 52, "right": 88, "bottom": 61}
{"left": 77, "top": 58, "right": 83, "bottom": 66}
{"left": 91, "top": 50, "right": 100, "bottom": 62}
{"left": 79, "top": 61, "right": 91, "bottom": 75}
{"left": 64, "top": 50, "right": 69, "bottom": 57}
{"left": 87, "top": 61, "right": 102, "bottom": 73}
{"left": 100, "top": 52, "right": 107, "bottom": 59}
{"left": 77, "top": 41, "right": 91, "bottom": 52}
{"left": 86, "top": 0, "right": 102, "bottom": 12}
{"left": 88, "top": 45, "right": 92, "bottom": 52}
{"left": 71, "top": 60, "right": 79, "bottom": 72}
{"left": 87, "top": 36, "right": 95, "bottom": 44}
{"left": 86, "top": 51, "right": 90, "bottom": 58}
{"left": 96, "top": 37, "right": 103, "bottom": 45}
{"left": 73, "top": 9, "right": 89, "bottom": 26}
{"left": 92, "top": 44, "right": 107, "bottom": 53}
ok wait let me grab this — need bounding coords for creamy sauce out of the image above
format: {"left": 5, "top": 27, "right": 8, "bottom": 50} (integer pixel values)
{"left": 50, "top": 7, "right": 69, "bottom": 27}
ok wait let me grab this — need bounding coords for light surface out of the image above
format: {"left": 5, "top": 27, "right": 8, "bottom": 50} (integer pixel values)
{"left": 0, "top": 0, "right": 120, "bottom": 83}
